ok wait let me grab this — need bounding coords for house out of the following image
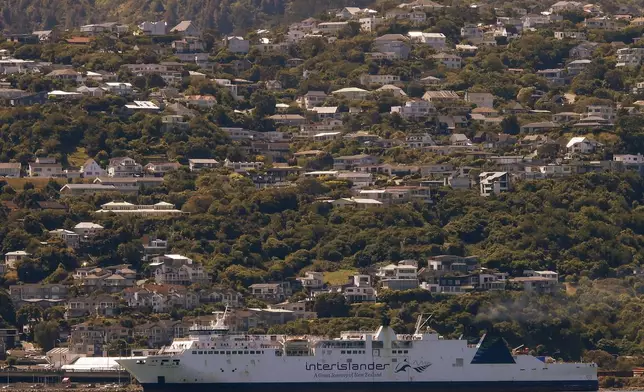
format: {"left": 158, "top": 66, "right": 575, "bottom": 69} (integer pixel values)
{"left": 9, "top": 284, "right": 68, "bottom": 308}
{"left": 80, "top": 22, "right": 128, "bottom": 35}
{"left": 333, "top": 154, "right": 378, "bottom": 170}
{"left": 422, "top": 90, "right": 460, "bottom": 103}
{"left": 173, "top": 37, "right": 205, "bottom": 53}
{"left": 385, "top": 9, "right": 427, "bottom": 23}
{"left": 359, "top": 74, "right": 401, "bottom": 86}
{"left": 331, "top": 87, "right": 370, "bottom": 100}
{"left": 316, "top": 22, "right": 350, "bottom": 35}
{"left": 570, "top": 42, "right": 599, "bottom": 59}
{"left": 552, "top": 112, "right": 582, "bottom": 123}
{"left": 337, "top": 172, "right": 374, "bottom": 188}
{"left": 614, "top": 154, "right": 644, "bottom": 164}
{"left": 407, "top": 32, "right": 446, "bottom": 50}
{"left": 142, "top": 237, "right": 169, "bottom": 261}
{"left": 59, "top": 184, "right": 118, "bottom": 196}
{"left": 189, "top": 159, "right": 219, "bottom": 171}
{"left": 297, "top": 271, "right": 325, "bottom": 290}
{"left": 479, "top": 172, "right": 510, "bottom": 196}
{"left": 133, "top": 320, "right": 188, "bottom": 346}
{"left": 510, "top": 270, "right": 559, "bottom": 294}
{"left": 376, "top": 84, "right": 407, "bottom": 97}
{"left": 554, "top": 31, "right": 587, "bottom": 40}
{"left": 125, "top": 284, "right": 200, "bottom": 313}
{"left": 0, "top": 163, "right": 21, "bottom": 177}
{"left": 520, "top": 121, "right": 558, "bottom": 133}
{"left": 69, "top": 322, "right": 131, "bottom": 355}
{"left": 391, "top": 99, "right": 435, "bottom": 120}
{"left": 616, "top": 48, "right": 644, "bottom": 67}
{"left": 49, "top": 229, "right": 80, "bottom": 249}
{"left": 96, "top": 201, "right": 184, "bottom": 216}
{"left": 549, "top": 1, "right": 583, "bottom": 13}
{"left": 103, "top": 82, "right": 133, "bottom": 96}
{"left": 79, "top": 159, "right": 105, "bottom": 178}
{"left": 334, "top": 275, "right": 376, "bottom": 303}
{"left": 405, "top": 133, "right": 437, "bottom": 148}
{"left": 77, "top": 86, "right": 104, "bottom": 97}
{"left": 359, "top": 186, "right": 431, "bottom": 205}
{"left": 73, "top": 222, "right": 104, "bottom": 239}
{"left": 359, "top": 17, "right": 384, "bottom": 32}
{"left": 329, "top": 198, "right": 383, "bottom": 209}
{"left": 223, "top": 159, "right": 264, "bottom": 173}
{"left": 4, "top": 251, "right": 30, "bottom": 269}
{"left": 144, "top": 162, "right": 181, "bottom": 176}
{"left": 311, "top": 106, "right": 341, "bottom": 120}
{"left": 199, "top": 288, "right": 243, "bottom": 308}
{"left": 376, "top": 261, "right": 419, "bottom": 290}
{"left": 28, "top": 157, "right": 64, "bottom": 177}
{"left": 46, "top": 68, "right": 81, "bottom": 82}
{"left": 149, "top": 254, "right": 209, "bottom": 285}
{"left": 432, "top": 53, "right": 462, "bottom": 69}
{"left": 373, "top": 34, "right": 411, "bottom": 60}
{"left": 107, "top": 157, "right": 142, "bottom": 177}
{"left": 223, "top": 36, "right": 250, "bottom": 54}
{"left": 566, "top": 137, "right": 602, "bottom": 154}
{"left": 138, "top": 21, "right": 167, "bottom": 36}
{"left": 170, "top": 21, "right": 200, "bottom": 37}
{"left": 450, "top": 134, "right": 472, "bottom": 146}
{"left": 299, "top": 91, "right": 328, "bottom": 109}
{"left": 248, "top": 282, "right": 292, "bottom": 302}
{"left": 267, "top": 114, "right": 307, "bottom": 126}
{"left": 585, "top": 105, "right": 616, "bottom": 121}
{"left": 536, "top": 68, "right": 566, "bottom": 85}
{"left": 125, "top": 101, "right": 160, "bottom": 112}
{"left": 584, "top": 17, "right": 617, "bottom": 30}
{"left": 465, "top": 92, "right": 494, "bottom": 108}
{"left": 93, "top": 176, "right": 163, "bottom": 191}
{"left": 64, "top": 295, "right": 118, "bottom": 319}
{"left": 567, "top": 59, "right": 591, "bottom": 75}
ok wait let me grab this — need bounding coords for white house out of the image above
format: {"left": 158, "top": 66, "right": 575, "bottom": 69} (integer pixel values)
{"left": 391, "top": 100, "right": 435, "bottom": 120}
{"left": 566, "top": 137, "right": 602, "bottom": 154}
{"left": 479, "top": 172, "right": 510, "bottom": 196}
{"left": 73, "top": 222, "right": 104, "bottom": 239}
{"left": 138, "top": 21, "right": 167, "bottom": 36}
{"left": 4, "top": 251, "right": 30, "bottom": 269}
{"left": 80, "top": 159, "right": 105, "bottom": 178}
{"left": 407, "top": 32, "right": 446, "bottom": 50}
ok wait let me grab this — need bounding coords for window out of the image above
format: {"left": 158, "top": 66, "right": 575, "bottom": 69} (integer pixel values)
{"left": 198, "top": 351, "right": 203, "bottom": 355}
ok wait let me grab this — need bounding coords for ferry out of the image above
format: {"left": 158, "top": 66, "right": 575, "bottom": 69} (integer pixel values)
{"left": 116, "top": 313, "right": 598, "bottom": 392}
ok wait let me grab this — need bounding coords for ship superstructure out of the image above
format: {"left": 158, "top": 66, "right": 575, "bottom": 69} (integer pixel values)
{"left": 117, "top": 314, "right": 597, "bottom": 392}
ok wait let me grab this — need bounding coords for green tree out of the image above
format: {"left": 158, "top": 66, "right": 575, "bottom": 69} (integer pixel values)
{"left": 34, "top": 321, "right": 59, "bottom": 352}
{"left": 313, "top": 293, "right": 350, "bottom": 318}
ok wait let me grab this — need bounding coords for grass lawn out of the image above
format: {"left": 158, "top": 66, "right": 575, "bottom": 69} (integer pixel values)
{"left": 324, "top": 269, "right": 357, "bottom": 286}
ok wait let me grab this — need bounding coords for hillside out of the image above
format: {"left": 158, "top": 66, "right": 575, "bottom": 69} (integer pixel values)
{"left": 0, "top": 0, "right": 374, "bottom": 33}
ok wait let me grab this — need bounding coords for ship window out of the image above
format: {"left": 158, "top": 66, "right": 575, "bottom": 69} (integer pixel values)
{"left": 404, "top": 350, "right": 408, "bottom": 354}
{"left": 192, "top": 351, "right": 196, "bottom": 354}
{"left": 198, "top": 351, "right": 203, "bottom": 355}
{"left": 226, "top": 351, "right": 231, "bottom": 355}
{"left": 341, "top": 350, "right": 345, "bottom": 354}
{"left": 209, "top": 351, "right": 214, "bottom": 354}
{"left": 233, "top": 351, "right": 238, "bottom": 354}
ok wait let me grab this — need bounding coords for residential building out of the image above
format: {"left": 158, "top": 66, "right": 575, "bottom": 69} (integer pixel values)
{"left": 28, "top": 157, "right": 64, "bottom": 177}
{"left": 385, "top": 9, "right": 427, "bottom": 23}
{"left": 377, "top": 261, "right": 419, "bottom": 290}
{"left": 335, "top": 275, "right": 376, "bottom": 303}
{"left": 267, "top": 114, "right": 307, "bottom": 125}
{"left": 64, "top": 295, "right": 118, "bottom": 319}
{"left": 4, "top": 250, "right": 30, "bottom": 269}
{"left": 337, "top": 171, "right": 374, "bottom": 188}
{"left": 297, "top": 271, "right": 325, "bottom": 290}
{"left": 316, "top": 22, "right": 350, "bottom": 35}
{"left": 138, "top": 21, "right": 167, "bottom": 36}
{"left": 554, "top": 31, "right": 587, "bottom": 40}
{"left": 422, "top": 90, "right": 460, "bottom": 103}
{"left": 614, "top": 153, "right": 644, "bottom": 164}
{"left": 333, "top": 154, "right": 378, "bottom": 170}
{"left": 142, "top": 237, "right": 168, "bottom": 261}
{"left": 405, "top": 133, "right": 437, "bottom": 148}
{"left": 49, "top": 229, "right": 80, "bottom": 249}
{"left": 359, "top": 17, "right": 384, "bottom": 32}
{"left": 59, "top": 184, "right": 118, "bottom": 196}
{"left": 549, "top": 1, "right": 583, "bottom": 13}
{"left": 80, "top": 159, "right": 105, "bottom": 178}
{"left": 616, "top": 47, "right": 644, "bottom": 67}
{"left": 407, "top": 32, "right": 446, "bottom": 50}
{"left": 46, "top": 68, "right": 81, "bottom": 82}
{"left": 299, "top": 91, "right": 328, "bottom": 109}
{"left": 465, "top": 92, "right": 494, "bottom": 108}
{"left": 69, "top": 322, "right": 131, "bottom": 356}
{"left": 566, "top": 137, "right": 602, "bottom": 154}
{"left": 510, "top": 270, "right": 560, "bottom": 294}
{"left": 432, "top": 53, "right": 462, "bottom": 69}
{"left": 223, "top": 36, "right": 250, "bottom": 54}
{"left": 450, "top": 134, "right": 472, "bottom": 146}
{"left": 9, "top": 283, "right": 68, "bottom": 308}
{"left": 536, "top": 68, "right": 565, "bottom": 85}
{"left": 567, "top": 59, "right": 591, "bottom": 76}
{"left": 95, "top": 201, "right": 184, "bottom": 216}
{"left": 479, "top": 172, "right": 510, "bottom": 196}
{"left": 391, "top": 99, "right": 435, "bottom": 120}
{"left": 188, "top": 159, "right": 219, "bottom": 171}
{"left": 520, "top": 121, "right": 558, "bottom": 133}
{"left": 585, "top": 105, "right": 616, "bottom": 121}
{"left": 80, "top": 22, "right": 128, "bottom": 35}
{"left": 248, "top": 282, "right": 292, "bottom": 302}
{"left": 144, "top": 162, "right": 181, "bottom": 176}
{"left": 125, "top": 284, "right": 200, "bottom": 313}
{"left": 103, "top": 82, "right": 133, "bottom": 96}
{"left": 584, "top": 17, "right": 617, "bottom": 30}
{"left": 373, "top": 34, "right": 411, "bottom": 60}
{"left": 149, "top": 254, "right": 209, "bottom": 285}
{"left": 223, "top": 159, "right": 264, "bottom": 173}
{"left": 199, "top": 288, "right": 243, "bottom": 308}
{"left": 93, "top": 176, "right": 164, "bottom": 192}
{"left": 570, "top": 42, "right": 599, "bottom": 59}
{"left": 107, "top": 157, "right": 143, "bottom": 177}
{"left": 73, "top": 222, "right": 104, "bottom": 239}
{"left": 331, "top": 87, "right": 370, "bottom": 100}
{"left": 0, "top": 163, "right": 21, "bottom": 177}
{"left": 359, "top": 74, "right": 401, "bottom": 86}
{"left": 359, "top": 186, "right": 432, "bottom": 205}
{"left": 170, "top": 21, "right": 200, "bottom": 37}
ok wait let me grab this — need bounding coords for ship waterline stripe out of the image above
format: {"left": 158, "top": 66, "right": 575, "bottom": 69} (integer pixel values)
{"left": 140, "top": 380, "right": 599, "bottom": 392}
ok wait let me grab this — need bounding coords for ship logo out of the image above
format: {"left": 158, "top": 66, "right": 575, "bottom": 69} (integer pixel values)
{"left": 394, "top": 359, "right": 432, "bottom": 373}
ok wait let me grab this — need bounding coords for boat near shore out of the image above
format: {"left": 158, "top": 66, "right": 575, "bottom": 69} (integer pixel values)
{"left": 117, "top": 313, "right": 598, "bottom": 392}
